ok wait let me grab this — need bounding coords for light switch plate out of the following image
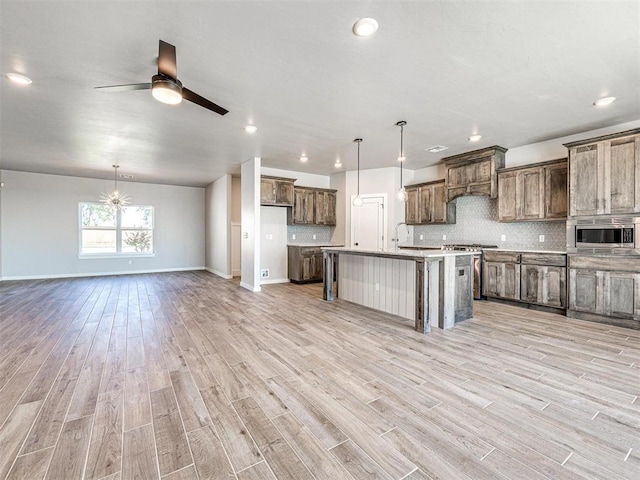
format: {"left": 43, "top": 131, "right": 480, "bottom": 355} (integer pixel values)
{"left": 292, "top": 234, "right": 296, "bottom": 240}
{"left": 419, "top": 234, "right": 424, "bottom": 240}
{"left": 539, "top": 235, "right": 545, "bottom": 242}
{"left": 313, "top": 234, "right": 317, "bottom": 240}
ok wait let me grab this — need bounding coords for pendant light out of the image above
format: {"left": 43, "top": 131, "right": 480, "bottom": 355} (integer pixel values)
{"left": 353, "top": 138, "right": 364, "bottom": 207}
{"left": 396, "top": 120, "right": 408, "bottom": 202}
{"left": 101, "top": 164, "right": 131, "bottom": 209}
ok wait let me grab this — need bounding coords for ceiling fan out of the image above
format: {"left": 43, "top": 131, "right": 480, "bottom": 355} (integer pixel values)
{"left": 95, "top": 40, "right": 229, "bottom": 116}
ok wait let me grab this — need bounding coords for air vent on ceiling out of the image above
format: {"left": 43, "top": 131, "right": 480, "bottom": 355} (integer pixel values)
{"left": 425, "top": 145, "right": 448, "bottom": 153}
{"left": 119, "top": 174, "right": 133, "bottom": 179}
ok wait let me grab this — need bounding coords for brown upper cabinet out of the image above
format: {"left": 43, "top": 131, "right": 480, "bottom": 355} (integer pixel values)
{"left": 288, "top": 186, "right": 337, "bottom": 226}
{"left": 405, "top": 179, "right": 456, "bottom": 225}
{"left": 260, "top": 176, "right": 295, "bottom": 206}
{"left": 443, "top": 146, "right": 507, "bottom": 202}
{"left": 497, "top": 158, "right": 567, "bottom": 222}
{"left": 564, "top": 128, "right": 640, "bottom": 217}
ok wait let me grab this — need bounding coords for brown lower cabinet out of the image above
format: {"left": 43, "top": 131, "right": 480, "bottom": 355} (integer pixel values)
{"left": 288, "top": 246, "right": 324, "bottom": 283}
{"left": 568, "top": 255, "right": 640, "bottom": 329}
{"left": 483, "top": 250, "right": 566, "bottom": 309}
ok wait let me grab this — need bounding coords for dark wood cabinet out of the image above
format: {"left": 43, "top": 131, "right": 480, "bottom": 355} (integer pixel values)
{"left": 484, "top": 251, "right": 567, "bottom": 309}
{"left": 568, "top": 255, "right": 640, "bottom": 328}
{"left": 565, "top": 129, "right": 640, "bottom": 217}
{"left": 443, "top": 146, "right": 507, "bottom": 202}
{"left": 404, "top": 180, "right": 455, "bottom": 225}
{"left": 497, "top": 159, "right": 567, "bottom": 222}
{"left": 289, "top": 187, "right": 337, "bottom": 226}
{"left": 260, "top": 176, "right": 295, "bottom": 206}
{"left": 288, "top": 246, "right": 324, "bottom": 283}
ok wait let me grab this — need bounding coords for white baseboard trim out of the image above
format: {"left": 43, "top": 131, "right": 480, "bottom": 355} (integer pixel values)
{"left": 0, "top": 266, "right": 205, "bottom": 282}
{"left": 205, "top": 268, "right": 233, "bottom": 279}
{"left": 260, "top": 278, "right": 290, "bottom": 285}
{"left": 240, "top": 281, "right": 261, "bottom": 292}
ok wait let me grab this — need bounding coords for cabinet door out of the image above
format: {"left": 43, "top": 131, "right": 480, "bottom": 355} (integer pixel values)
{"left": 275, "top": 181, "right": 294, "bottom": 205}
{"left": 418, "top": 186, "right": 432, "bottom": 223}
{"left": 315, "top": 191, "right": 336, "bottom": 226}
{"left": 569, "top": 145, "right": 599, "bottom": 216}
{"left": 260, "top": 178, "right": 276, "bottom": 204}
{"left": 431, "top": 183, "right": 448, "bottom": 223}
{"left": 521, "top": 168, "right": 544, "bottom": 220}
{"left": 606, "top": 272, "right": 640, "bottom": 319}
{"left": 498, "top": 171, "right": 518, "bottom": 221}
{"left": 312, "top": 253, "right": 324, "bottom": 281}
{"left": 293, "top": 189, "right": 315, "bottom": 224}
{"left": 301, "top": 255, "right": 313, "bottom": 280}
{"left": 543, "top": 266, "right": 566, "bottom": 308}
{"left": 483, "top": 262, "right": 500, "bottom": 297}
{"left": 405, "top": 187, "right": 419, "bottom": 224}
{"left": 569, "top": 269, "right": 603, "bottom": 314}
{"left": 502, "top": 263, "right": 521, "bottom": 300}
{"left": 545, "top": 163, "right": 568, "bottom": 219}
{"left": 608, "top": 137, "right": 640, "bottom": 214}
{"left": 520, "top": 264, "right": 541, "bottom": 303}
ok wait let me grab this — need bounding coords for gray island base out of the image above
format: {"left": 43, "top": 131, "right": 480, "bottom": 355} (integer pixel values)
{"left": 322, "top": 247, "right": 476, "bottom": 333}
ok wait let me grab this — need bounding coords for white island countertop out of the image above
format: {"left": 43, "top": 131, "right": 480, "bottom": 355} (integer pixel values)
{"left": 288, "top": 242, "right": 344, "bottom": 247}
{"left": 321, "top": 246, "right": 475, "bottom": 259}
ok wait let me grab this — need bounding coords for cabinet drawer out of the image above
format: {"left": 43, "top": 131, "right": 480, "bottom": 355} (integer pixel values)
{"left": 521, "top": 253, "right": 566, "bottom": 267}
{"left": 483, "top": 251, "right": 521, "bottom": 263}
{"left": 300, "top": 248, "right": 322, "bottom": 256}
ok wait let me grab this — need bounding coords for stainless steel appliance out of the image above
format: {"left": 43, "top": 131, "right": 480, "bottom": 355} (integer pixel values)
{"left": 441, "top": 244, "right": 498, "bottom": 299}
{"left": 567, "top": 217, "right": 639, "bottom": 254}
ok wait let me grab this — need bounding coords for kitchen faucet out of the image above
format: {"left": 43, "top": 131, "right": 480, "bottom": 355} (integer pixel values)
{"left": 393, "top": 222, "right": 409, "bottom": 252}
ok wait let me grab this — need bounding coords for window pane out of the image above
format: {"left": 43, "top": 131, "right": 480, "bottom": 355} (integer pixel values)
{"left": 122, "top": 231, "right": 153, "bottom": 253}
{"left": 121, "top": 206, "right": 153, "bottom": 228}
{"left": 81, "top": 203, "right": 116, "bottom": 227}
{"left": 81, "top": 230, "right": 116, "bottom": 254}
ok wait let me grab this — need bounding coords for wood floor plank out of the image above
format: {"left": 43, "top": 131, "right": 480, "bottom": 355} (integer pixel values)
{"left": 235, "top": 461, "right": 276, "bottom": 480}
{"left": 168, "top": 369, "right": 211, "bottom": 432}
{"left": 187, "top": 425, "right": 236, "bottom": 480}
{"left": 149, "top": 387, "right": 192, "bottom": 476}
{"left": 44, "top": 415, "right": 93, "bottom": 480}
{"left": 232, "top": 396, "right": 314, "bottom": 480}
{"left": 0, "top": 400, "right": 43, "bottom": 479}
{"left": 6, "top": 446, "right": 54, "bottom": 480}
{"left": 329, "top": 439, "right": 395, "bottom": 480}
{"left": 161, "top": 464, "right": 198, "bottom": 480}
{"left": 122, "top": 423, "right": 158, "bottom": 480}
{"left": 123, "top": 366, "right": 151, "bottom": 431}
{"left": 84, "top": 389, "right": 124, "bottom": 480}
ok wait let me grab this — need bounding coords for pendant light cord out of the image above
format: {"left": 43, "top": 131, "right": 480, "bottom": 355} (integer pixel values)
{"left": 357, "top": 140, "right": 360, "bottom": 196}
{"left": 399, "top": 124, "right": 403, "bottom": 186}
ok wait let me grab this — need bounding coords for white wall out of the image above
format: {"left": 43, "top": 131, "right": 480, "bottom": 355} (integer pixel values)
{"left": 344, "top": 166, "right": 415, "bottom": 249}
{"left": 231, "top": 176, "right": 241, "bottom": 223}
{"left": 0, "top": 170, "right": 204, "bottom": 280}
{"left": 261, "top": 167, "right": 330, "bottom": 189}
{"left": 260, "top": 206, "right": 288, "bottom": 284}
{"left": 241, "top": 158, "right": 261, "bottom": 292}
{"left": 330, "top": 172, "right": 346, "bottom": 245}
{"left": 205, "top": 175, "right": 232, "bottom": 278}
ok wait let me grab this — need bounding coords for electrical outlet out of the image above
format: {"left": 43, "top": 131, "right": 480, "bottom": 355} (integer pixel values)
{"left": 375, "top": 283, "right": 380, "bottom": 291}
{"left": 292, "top": 234, "right": 296, "bottom": 240}
{"left": 419, "top": 234, "right": 424, "bottom": 240}
{"left": 442, "top": 234, "right": 447, "bottom": 240}
{"left": 261, "top": 269, "right": 269, "bottom": 278}
{"left": 539, "top": 234, "right": 545, "bottom": 242}
{"left": 501, "top": 234, "right": 506, "bottom": 242}
{"left": 313, "top": 234, "right": 317, "bottom": 240}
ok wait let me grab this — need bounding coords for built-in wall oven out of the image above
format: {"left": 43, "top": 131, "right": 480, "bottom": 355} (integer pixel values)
{"left": 567, "top": 216, "right": 639, "bottom": 254}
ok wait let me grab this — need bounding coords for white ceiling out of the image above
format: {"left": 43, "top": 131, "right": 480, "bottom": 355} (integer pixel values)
{"left": 1, "top": 1, "right": 639, "bottom": 187}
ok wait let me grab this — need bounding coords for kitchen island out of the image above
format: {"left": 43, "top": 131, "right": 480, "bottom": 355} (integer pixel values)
{"left": 322, "top": 247, "right": 476, "bottom": 333}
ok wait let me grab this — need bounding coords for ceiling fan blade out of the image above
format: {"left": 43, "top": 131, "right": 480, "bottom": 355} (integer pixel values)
{"left": 94, "top": 83, "right": 152, "bottom": 92}
{"left": 182, "top": 87, "right": 229, "bottom": 116}
{"left": 158, "top": 40, "right": 177, "bottom": 79}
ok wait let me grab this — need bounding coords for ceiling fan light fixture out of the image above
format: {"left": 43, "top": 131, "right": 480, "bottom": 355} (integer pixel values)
{"left": 151, "top": 75, "right": 183, "bottom": 105}
{"left": 6, "top": 72, "right": 32, "bottom": 84}
{"left": 353, "top": 17, "right": 379, "bottom": 37}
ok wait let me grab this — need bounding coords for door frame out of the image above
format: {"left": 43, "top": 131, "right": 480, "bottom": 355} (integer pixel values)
{"left": 350, "top": 193, "right": 388, "bottom": 250}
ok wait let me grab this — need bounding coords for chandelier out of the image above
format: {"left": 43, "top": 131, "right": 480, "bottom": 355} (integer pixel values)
{"left": 101, "top": 164, "right": 130, "bottom": 209}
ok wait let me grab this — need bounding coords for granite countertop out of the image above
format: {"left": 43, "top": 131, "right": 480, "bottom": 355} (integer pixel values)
{"left": 287, "top": 242, "right": 345, "bottom": 247}
{"left": 489, "top": 248, "right": 567, "bottom": 254}
{"left": 398, "top": 245, "right": 443, "bottom": 250}
{"left": 321, "top": 246, "right": 475, "bottom": 258}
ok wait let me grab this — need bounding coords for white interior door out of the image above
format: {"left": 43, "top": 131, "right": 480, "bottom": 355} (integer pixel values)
{"left": 351, "top": 194, "right": 387, "bottom": 250}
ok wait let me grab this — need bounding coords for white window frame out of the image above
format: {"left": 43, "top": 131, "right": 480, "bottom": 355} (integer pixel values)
{"left": 78, "top": 202, "right": 156, "bottom": 259}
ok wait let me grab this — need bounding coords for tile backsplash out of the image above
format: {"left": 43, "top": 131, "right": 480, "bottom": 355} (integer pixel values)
{"left": 413, "top": 196, "right": 566, "bottom": 250}
{"left": 288, "top": 225, "right": 332, "bottom": 243}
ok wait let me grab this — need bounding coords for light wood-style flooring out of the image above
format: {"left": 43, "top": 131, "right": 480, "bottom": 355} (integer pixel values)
{"left": 0, "top": 271, "right": 639, "bottom": 480}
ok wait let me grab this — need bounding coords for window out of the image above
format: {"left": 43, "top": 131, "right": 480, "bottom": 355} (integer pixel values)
{"left": 79, "top": 203, "right": 154, "bottom": 256}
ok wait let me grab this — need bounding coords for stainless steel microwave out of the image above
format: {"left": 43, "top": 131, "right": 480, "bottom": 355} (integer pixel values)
{"left": 567, "top": 217, "right": 639, "bottom": 254}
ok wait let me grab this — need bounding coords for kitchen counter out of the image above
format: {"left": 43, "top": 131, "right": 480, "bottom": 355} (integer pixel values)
{"left": 322, "top": 247, "right": 476, "bottom": 333}
{"left": 489, "top": 248, "right": 566, "bottom": 254}
{"left": 287, "top": 242, "right": 344, "bottom": 247}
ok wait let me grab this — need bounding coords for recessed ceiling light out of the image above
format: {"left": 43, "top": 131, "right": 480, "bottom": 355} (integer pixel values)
{"left": 468, "top": 134, "right": 482, "bottom": 142}
{"left": 300, "top": 155, "right": 308, "bottom": 162}
{"left": 244, "top": 125, "right": 257, "bottom": 133}
{"left": 593, "top": 96, "right": 616, "bottom": 107}
{"left": 6, "top": 72, "right": 32, "bottom": 85}
{"left": 334, "top": 160, "right": 342, "bottom": 168}
{"left": 425, "top": 145, "right": 449, "bottom": 153}
{"left": 352, "top": 18, "right": 379, "bottom": 37}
